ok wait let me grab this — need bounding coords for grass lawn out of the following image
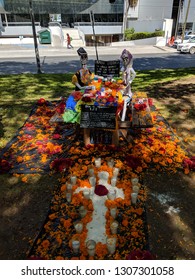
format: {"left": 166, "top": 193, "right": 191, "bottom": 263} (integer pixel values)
{"left": 0, "top": 68, "right": 195, "bottom": 260}
{"left": 0, "top": 68, "right": 194, "bottom": 150}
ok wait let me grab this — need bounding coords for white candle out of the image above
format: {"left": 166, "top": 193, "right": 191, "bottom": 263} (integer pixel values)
{"left": 83, "top": 189, "right": 90, "bottom": 199}
{"left": 110, "top": 207, "right": 117, "bottom": 219}
{"left": 110, "top": 220, "right": 119, "bottom": 234}
{"left": 102, "top": 172, "right": 109, "bottom": 182}
{"left": 106, "top": 237, "right": 117, "bottom": 254}
{"left": 131, "top": 192, "right": 138, "bottom": 204}
{"left": 70, "top": 176, "right": 77, "bottom": 185}
{"left": 111, "top": 177, "right": 117, "bottom": 187}
{"left": 74, "top": 222, "right": 83, "bottom": 233}
{"left": 131, "top": 178, "right": 139, "bottom": 186}
{"left": 71, "top": 239, "right": 80, "bottom": 254}
{"left": 66, "top": 192, "right": 72, "bottom": 203}
{"left": 113, "top": 167, "right": 119, "bottom": 177}
{"left": 88, "top": 168, "right": 94, "bottom": 176}
{"left": 94, "top": 157, "right": 101, "bottom": 168}
{"left": 89, "top": 176, "right": 96, "bottom": 187}
{"left": 79, "top": 206, "right": 87, "bottom": 218}
{"left": 66, "top": 183, "right": 72, "bottom": 191}
{"left": 107, "top": 159, "right": 114, "bottom": 168}
{"left": 107, "top": 189, "right": 116, "bottom": 200}
{"left": 86, "top": 240, "right": 96, "bottom": 257}
{"left": 132, "top": 185, "right": 139, "bottom": 193}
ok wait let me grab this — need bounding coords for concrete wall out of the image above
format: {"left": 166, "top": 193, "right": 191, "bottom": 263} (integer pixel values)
{"left": 127, "top": 0, "right": 174, "bottom": 32}
{"left": 181, "top": 0, "right": 195, "bottom": 22}
{"left": 78, "top": 25, "right": 123, "bottom": 35}
{"left": 2, "top": 25, "right": 42, "bottom": 36}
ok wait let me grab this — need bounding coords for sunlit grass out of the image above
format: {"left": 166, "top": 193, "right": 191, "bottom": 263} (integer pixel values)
{"left": 0, "top": 69, "right": 194, "bottom": 150}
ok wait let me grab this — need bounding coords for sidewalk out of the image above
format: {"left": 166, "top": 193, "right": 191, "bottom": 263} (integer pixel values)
{"left": 0, "top": 40, "right": 176, "bottom": 59}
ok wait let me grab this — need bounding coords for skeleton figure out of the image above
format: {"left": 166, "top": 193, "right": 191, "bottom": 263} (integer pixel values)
{"left": 120, "top": 49, "right": 136, "bottom": 121}
{"left": 72, "top": 47, "right": 94, "bottom": 91}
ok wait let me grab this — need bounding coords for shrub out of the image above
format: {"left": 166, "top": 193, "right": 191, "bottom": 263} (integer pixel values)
{"left": 124, "top": 29, "right": 165, "bottom": 41}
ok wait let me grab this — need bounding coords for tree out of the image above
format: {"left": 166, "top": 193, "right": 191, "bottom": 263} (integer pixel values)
{"left": 122, "top": 0, "right": 139, "bottom": 40}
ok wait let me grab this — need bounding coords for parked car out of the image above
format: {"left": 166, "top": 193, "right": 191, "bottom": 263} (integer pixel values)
{"left": 177, "top": 37, "right": 195, "bottom": 54}
{"left": 173, "top": 34, "right": 195, "bottom": 48}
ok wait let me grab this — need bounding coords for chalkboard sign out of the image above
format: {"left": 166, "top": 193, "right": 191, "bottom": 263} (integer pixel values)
{"left": 80, "top": 105, "right": 117, "bottom": 129}
{"left": 95, "top": 60, "right": 120, "bottom": 77}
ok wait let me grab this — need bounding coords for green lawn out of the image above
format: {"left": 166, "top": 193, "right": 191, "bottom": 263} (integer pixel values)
{"left": 0, "top": 69, "right": 194, "bottom": 150}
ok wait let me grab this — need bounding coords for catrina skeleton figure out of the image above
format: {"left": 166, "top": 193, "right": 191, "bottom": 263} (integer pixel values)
{"left": 120, "top": 49, "right": 136, "bottom": 121}
{"left": 72, "top": 47, "right": 94, "bottom": 91}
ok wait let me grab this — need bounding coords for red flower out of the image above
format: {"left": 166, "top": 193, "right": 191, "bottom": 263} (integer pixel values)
{"left": 56, "top": 99, "right": 66, "bottom": 114}
{"left": 183, "top": 157, "right": 195, "bottom": 171}
{"left": 37, "top": 98, "right": 46, "bottom": 105}
{"left": 0, "top": 159, "right": 12, "bottom": 173}
{"left": 125, "top": 155, "right": 142, "bottom": 169}
{"left": 107, "top": 96, "right": 115, "bottom": 103}
{"left": 134, "top": 103, "right": 147, "bottom": 111}
{"left": 81, "top": 96, "right": 92, "bottom": 103}
{"left": 53, "top": 134, "right": 61, "bottom": 139}
{"left": 126, "top": 249, "right": 155, "bottom": 260}
{"left": 24, "top": 123, "right": 35, "bottom": 131}
{"left": 95, "top": 185, "right": 108, "bottom": 196}
{"left": 51, "top": 158, "right": 73, "bottom": 172}
{"left": 148, "top": 98, "right": 153, "bottom": 106}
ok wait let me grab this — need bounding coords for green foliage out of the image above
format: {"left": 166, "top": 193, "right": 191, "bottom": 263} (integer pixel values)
{"left": 0, "top": 70, "right": 194, "bottom": 150}
{"left": 124, "top": 27, "right": 135, "bottom": 37}
{"left": 125, "top": 30, "right": 165, "bottom": 41}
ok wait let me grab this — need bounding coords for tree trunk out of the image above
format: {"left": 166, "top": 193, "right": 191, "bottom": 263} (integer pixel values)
{"left": 122, "top": 0, "right": 139, "bottom": 41}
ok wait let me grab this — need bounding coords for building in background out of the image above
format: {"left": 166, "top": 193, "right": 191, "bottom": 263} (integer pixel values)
{"left": 1, "top": 0, "right": 195, "bottom": 44}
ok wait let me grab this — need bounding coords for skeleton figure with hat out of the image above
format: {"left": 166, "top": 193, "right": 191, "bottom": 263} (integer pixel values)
{"left": 120, "top": 49, "right": 136, "bottom": 121}
{"left": 72, "top": 47, "right": 94, "bottom": 91}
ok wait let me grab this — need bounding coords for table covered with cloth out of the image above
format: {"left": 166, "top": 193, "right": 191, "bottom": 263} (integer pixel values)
{"left": 62, "top": 77, "right": 125, "bottom": 124}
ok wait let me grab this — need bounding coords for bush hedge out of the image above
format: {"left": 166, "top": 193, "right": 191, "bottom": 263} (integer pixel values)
{"left": 125, "top": 30, "right": 165, "bottom": 40}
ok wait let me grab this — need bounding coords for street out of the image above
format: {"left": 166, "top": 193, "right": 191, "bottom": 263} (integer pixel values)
{"left": 0, "top": 52, "right": 194, "bottom": 75}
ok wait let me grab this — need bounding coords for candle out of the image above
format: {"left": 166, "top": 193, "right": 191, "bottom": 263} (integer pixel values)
{"left": 107, "top": 189, "right": 116, "bottom": 200}
{"left": 83, "top": 189, "right": 90, "bottom": 199}
{"left": 79, "top": 205, "right": 87, "bottom": 218}
{"left": 111, "top": 177, "right": 117, "bottom": 187}
{"left": 132, "top": 185, "right": 139, "bottom": 193}
{"left": 70, "top": 176, "right": 77, "bottom": 185}
{"left": 131, "top": 178, "right": 139, "bottom": 186}
{"left": 71, "top": 238, "right": 80, "bottom": 254}
{"left": 106, "top": 237, "right": 117, "bottom": 255}
{"left": 66, "top": 183, "right": 72, "bottom": 191}
{"left": 94, "top": 157, "right": 101, "bottom": 168}
{"left": 66, "top": 190, "right": 72, "bottom": 203}
{"left": 107, "top": 158, "right": 114, "bottom": 168}
{"left": 86, "top": 240, "right": 96, "bottom": 257}
{"left": 110, "top": 207, "right": 117, "bottom": 219}
{"left": 88, "top": 168, "right": 94, "bottom": 176}
{"left": 90, "top": 186, "right": 95, "bottom": 196}
{"left": 110, "top": 220, "right": 119, "bottom": 234}
{"left": 113, "top": 167, "right": 119, "bottom": 177}
{"left": 101, "top": 172, "right": 109, "bottom": 182}
{"left": 89, "top": 176, "right": 96, "bottom": 187}
{"left": 74, "top": 221, "right": 83, "bottom": 233}
{"left": 131, "top": 192, "right": 138, "bottom": 204}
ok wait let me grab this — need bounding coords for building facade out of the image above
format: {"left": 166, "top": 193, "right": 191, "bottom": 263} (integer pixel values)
{"left": 1, "top": 0, "right": 195, "bottom": 41}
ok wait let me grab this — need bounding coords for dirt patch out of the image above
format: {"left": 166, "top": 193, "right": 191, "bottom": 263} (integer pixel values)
{"left": 144, "top": 171, "right": 195, "bottom": 260}
{"left": 0, "top": 173, "right": 60, "bottom": 260}
{"left": 0, "top": 76, "right": 194, "bottom": 260}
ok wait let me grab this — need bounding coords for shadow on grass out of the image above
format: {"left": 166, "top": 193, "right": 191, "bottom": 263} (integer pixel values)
{"left": 144, "top": 170, "right": 195, "bottom": 260}
{"left": 0, "top": 173, "right": 60, "bottom": 260}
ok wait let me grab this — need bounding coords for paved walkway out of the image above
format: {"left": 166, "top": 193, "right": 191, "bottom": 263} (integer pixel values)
{"left": 0, "top": 41, "right": 176, "bottom": 59}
